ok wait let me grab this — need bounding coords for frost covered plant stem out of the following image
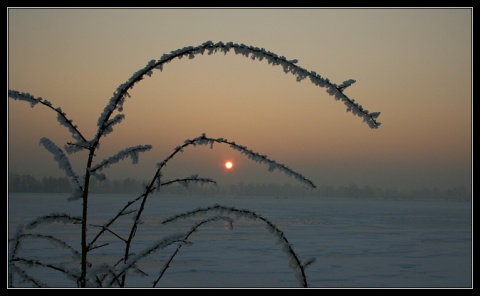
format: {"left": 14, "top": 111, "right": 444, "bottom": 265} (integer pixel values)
{"left": 161, "top": 205, "right": 316, "bottom": 288}
{"left": 8, "top": 41, "right": 380, "bottom": 288}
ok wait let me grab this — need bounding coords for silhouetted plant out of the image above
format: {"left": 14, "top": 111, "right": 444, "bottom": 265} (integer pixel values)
{"left": 8, "top": 41, "right": 380, "bottom": 288}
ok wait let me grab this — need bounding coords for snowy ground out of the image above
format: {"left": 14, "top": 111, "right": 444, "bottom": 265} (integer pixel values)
{"left": 8, "top": 193, "right": 472, "bottom": 288}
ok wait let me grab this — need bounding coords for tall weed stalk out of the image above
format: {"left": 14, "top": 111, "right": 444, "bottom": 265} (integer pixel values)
{"left": 8, "top": 41, "right": 380, "bottom": 288}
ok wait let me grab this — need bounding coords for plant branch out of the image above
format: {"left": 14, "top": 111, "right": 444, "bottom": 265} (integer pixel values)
{"left": 10, "top": 257, "right": 80, "bottom": 285}
{"left": 89, "top": 144, "right": 153, "bottom": 179}
{"left": 152, "top": 216, "right": 233, "bottom": 287}
{"left": 25, "top": 213, "right": 82, "bottom": 230}
{"left": 8, "top": 90, "right": 89, "bottom": 148}
{"left": 160, "top": 175, "right": 217, "bottom": 188}
{"left": 10, "top": 233, "right": 81, "bottom": 260}
{"left": 107, "top": 234, "right": 186, "bottom": 287}
{"left": 93, "top": 41, "right": 380, "bottom": 142}
{"left": 158, "top": 133, "right": 316, "bottom": 189}
{"left": 161, "top": 204, "right": 313, "bottom": 287}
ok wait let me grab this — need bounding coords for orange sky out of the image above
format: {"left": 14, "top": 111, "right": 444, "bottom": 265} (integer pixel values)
{"left": 7, "top": 8, "right": 472, "bottom": 190}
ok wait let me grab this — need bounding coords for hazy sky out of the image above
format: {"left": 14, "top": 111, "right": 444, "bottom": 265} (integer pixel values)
{"left": 7, "top": 8, "right": 472, "bottom": 190}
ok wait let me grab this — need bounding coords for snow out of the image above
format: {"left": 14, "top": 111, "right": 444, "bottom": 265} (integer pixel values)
{"left": 8, "top": 193, "right": 472, "bottom": 288}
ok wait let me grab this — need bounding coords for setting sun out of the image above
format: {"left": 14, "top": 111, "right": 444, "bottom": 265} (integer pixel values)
{"left": 225, "top": 161, "right": 233, "bottom": 169}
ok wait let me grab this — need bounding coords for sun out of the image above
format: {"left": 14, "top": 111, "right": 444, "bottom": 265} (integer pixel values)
{"left": 225, "top": 161, "right": 233, "bottom": 169}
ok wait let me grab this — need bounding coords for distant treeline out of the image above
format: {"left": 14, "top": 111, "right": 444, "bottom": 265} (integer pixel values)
{"left": 8, "top": 173, "right": 142, "bottom": 194}
{"left": 8, "top": 173, "right": 471, "bottom": 201}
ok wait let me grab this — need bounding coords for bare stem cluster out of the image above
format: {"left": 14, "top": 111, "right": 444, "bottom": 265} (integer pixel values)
{"left": 8, "top": 41, "right": 380, "bottom": 288}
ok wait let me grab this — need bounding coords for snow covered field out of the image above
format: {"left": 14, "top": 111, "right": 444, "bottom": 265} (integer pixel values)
{"left": 8, "top": 193, "right": 472, "bottom": 288}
